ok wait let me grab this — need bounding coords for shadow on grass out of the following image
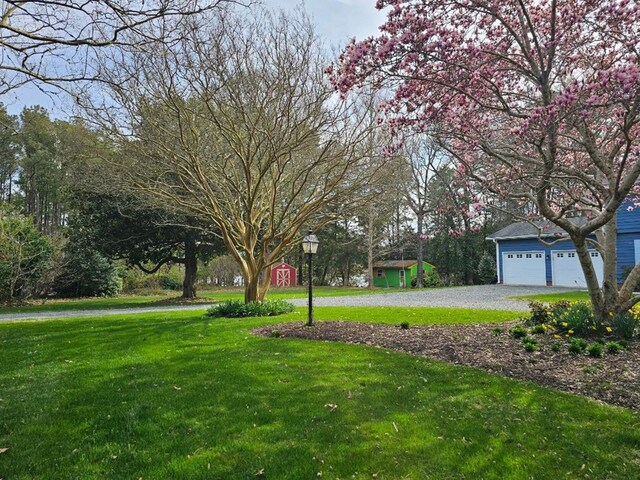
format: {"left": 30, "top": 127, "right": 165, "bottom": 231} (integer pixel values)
{"left": 0, "top": 314, "right": 639, "bottom": 479}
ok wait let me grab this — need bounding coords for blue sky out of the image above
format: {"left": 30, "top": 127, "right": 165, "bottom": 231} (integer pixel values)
{"left": 5, "top": 0, "right": 386, "bottom": 118}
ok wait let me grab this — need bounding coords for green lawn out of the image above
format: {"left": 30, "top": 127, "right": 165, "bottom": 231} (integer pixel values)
{"left": 1, "top": 307, "right": 638, "bottom": 479}
{"left": 0, "top": 286, "right": 402, "bottom": 315}
{"left": 512, "top": 290, "right": 591, "bottom": 303}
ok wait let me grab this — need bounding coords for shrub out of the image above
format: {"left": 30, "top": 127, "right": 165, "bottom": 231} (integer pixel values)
{"left": 0, "top": 208, "right": 53, "bottom": 301}
{"left": 270, "top": 330, "right": 281, "bottom": 338}
{"left": 522, "top": 337, "right": 538, "bottom": 352}
{"left": 605, "top": 341, "right": 623, "bottom": 354}
{"left": 527, "top": 301, "right": 551, "bottom": 326}
{"left": 492, "top": 327, "right": 503, "bottom": 336}
{"left": 400, "top": 321, "right": 410, "bottom": 330}
{"left": 610, "top": 311, "right": 639, "bottom": 340}
{"left": 422, "top": 270, "right": 442, "bottom": 288}
{"left": 554, "top": 302, "right": 600, "bottom": 337}
{"left": 587, "top": 342, "right": 604, "bottom": 358}
{"left": 568, "top": 338, "right": 589, "bottom": 354}
{"left": 53, "top": 245, "right": 121, "bottom": 298}
{"left": 206, "top": 299, "right": 295, "bottom": 318}
{"left": 550, "top": 342, "right": 562, "bottom": 352}
{"left": 509, "top": 325, "right": 528, "bottom": 339}
{"left": 530, "top": 324, "right": 546, "bottom": 334}
{"left": 158, "top": 274, "right": 182, "bottom": 291}
{"left": 476, "top": 252, "right": 496, "bottom": 284}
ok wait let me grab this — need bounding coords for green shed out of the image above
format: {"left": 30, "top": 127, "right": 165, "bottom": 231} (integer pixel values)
{"left": 372, "top": 260, "right": 436, "bottom": 288}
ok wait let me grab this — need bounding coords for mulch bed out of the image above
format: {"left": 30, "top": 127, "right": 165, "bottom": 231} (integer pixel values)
{"left": 253, "top": 321, "right": 640, "bottom": 410}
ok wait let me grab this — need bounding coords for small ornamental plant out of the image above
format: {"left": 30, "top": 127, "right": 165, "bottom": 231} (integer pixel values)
{"left": 568, "top": 338, "right": 589, "bottom": 355}
{"left": 550, "top": 342, "right": 562, "bottom": 352}
{"left": 587, "top": 343, "right": 604, "bottom": 358}
{"left": 492, "top": 327, "right": 503, "bottom": 336}
{"left": 206, "top": 299, "right": 295, "bottom": 318}
{"left": 400, "top": 321, "right": 410, "bottom": 330}
{"left": 605, "top": 341, "right": 623, "bottom": 354}
{"left": 509, "top": 325, "right": 528, "bottom": 339}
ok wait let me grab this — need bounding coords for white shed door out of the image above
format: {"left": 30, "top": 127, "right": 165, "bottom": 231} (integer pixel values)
{"left": 502, "top": 252, "right": 546, "bottom": 286}
{"left": 552, "top": 251, "right": 603, "bottom": 288}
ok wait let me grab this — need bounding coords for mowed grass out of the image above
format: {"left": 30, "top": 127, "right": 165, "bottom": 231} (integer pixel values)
{"left": 513, "top": 291, "right": 591, "bottom": 303}
{"left": 0, "top": 286, "right": 401, "bottom": 315}
{"left": 1, "top": 308, "right": 639, "bottom": 479}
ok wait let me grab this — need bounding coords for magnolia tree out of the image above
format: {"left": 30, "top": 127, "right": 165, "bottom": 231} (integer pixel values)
{"left": 329, "top": 0, "right": 640, "bottom": 318}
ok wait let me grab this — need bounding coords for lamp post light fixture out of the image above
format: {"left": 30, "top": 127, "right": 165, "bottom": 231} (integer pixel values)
{"left": 302, "top": 230, "right": 319, "bottom": 326}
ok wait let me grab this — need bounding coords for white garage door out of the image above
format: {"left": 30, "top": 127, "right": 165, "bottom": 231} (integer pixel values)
{"left": 502, "top": 251, "right": 546, "bottom": 286}
{"left": 552, "top": 251, "right": 603, "bottom": 288}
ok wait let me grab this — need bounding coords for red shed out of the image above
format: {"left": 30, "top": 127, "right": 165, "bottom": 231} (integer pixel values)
{"left": 271, "top": 262, "right": 297, "bottom": 287}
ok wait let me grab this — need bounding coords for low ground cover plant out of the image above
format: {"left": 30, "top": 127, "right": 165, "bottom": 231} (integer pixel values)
{"left": 206, "top": 299, "right": 294, "bottom": 318}
{"left": 513, "top": 301, "right": 638, "bottom": 356}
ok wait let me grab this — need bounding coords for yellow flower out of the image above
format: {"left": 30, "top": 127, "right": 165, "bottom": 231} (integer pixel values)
{"left": 568, "top": 330, "right": 574, "bottom": 334}
{"left": 553, "top": 334, "right": 561, "bottom": 339}
{"left": 606, "top": 327, "right": 613, "bottom": 333}
{"left": 561, "top": 322, "right": 568, "bottom": 327}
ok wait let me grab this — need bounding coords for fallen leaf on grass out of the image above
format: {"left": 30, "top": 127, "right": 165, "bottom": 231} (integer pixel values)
{"left": 255, "top": 468, "right": 265, "bottom": 476}
{"left": 392, "top": 422, "right": 398, "bottom": 432}
{"left": 324, "top": 403, "right": 337, "bottom": 411}
{"left": 173, "top": 386, "right": 182, "bottom": 391}
{"left": 0, "top": 448, "right": 8, "bottom": 454}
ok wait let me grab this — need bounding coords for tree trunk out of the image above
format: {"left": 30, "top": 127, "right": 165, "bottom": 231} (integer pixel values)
{"left": 243, "top": 264, "right": 272, "bottom": 303}
{"left": 181, "top": 234, "right": 198, "bottom": 298}
{"left": 416, "top": 211, "right": 424, "bottom": 288}
{"left": 367, "top": 210, "right": 374, "bottom": 289}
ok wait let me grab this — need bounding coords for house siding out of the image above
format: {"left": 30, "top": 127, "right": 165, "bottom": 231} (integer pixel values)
{"left": 495, "top": 205, "right": 640, "bottom": 285}
{"left": 372, "top": 262, "right": 435, "bottom": 288}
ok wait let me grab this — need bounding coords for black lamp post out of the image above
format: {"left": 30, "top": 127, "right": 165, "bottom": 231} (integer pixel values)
{"left": 302, "top": 230, "right": 319, "bottom": 326}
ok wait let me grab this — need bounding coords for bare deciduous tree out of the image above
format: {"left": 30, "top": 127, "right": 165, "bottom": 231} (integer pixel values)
{"left": 0, "top": 0, "right": 241, "bottom": 94}
{"left": 83, "top": 8, "right": 382, "bottom": 302}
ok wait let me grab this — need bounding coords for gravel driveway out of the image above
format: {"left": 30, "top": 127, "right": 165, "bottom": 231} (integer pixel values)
{"left": 290, "top": 285, "right": 578, "bottom": 311}
{"left": 0, "top": 285, "right": 578, "bottom": 322}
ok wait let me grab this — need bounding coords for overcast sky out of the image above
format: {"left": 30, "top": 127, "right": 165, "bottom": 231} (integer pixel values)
{"left": 5, "top": 0, "right": 387, "bottom": 118}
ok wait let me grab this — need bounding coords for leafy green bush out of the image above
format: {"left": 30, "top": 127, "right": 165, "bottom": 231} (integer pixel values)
{"left": 568, "top": 338, "right": 589, "bottom": 354}
{"left": 0, "top": 208, "right": 53, "bottom": 301}
{"left": 400, "top": 321, "right": 410, "bottom": 329}
{"left": 206, "top": 299, "right": 295, "bottom": 318}
{"left": 553, "top": 302, "right": 600, "bottom": 337}
{"left": 411, "top": 270, "right": 443, "bottom": 288}
{"left": 587, "top": 343, "right": 604, "bottom": 358}
{"left": 530, "top": 324, "right": 546, "bottom": 334}
{"left": 158, "top": 274, "right": 181, "bottom": 291}
{"left": 53, "top": 246, "right": 122, "bottom": 298}
{"left": 476, "top": 252, "right": 496, "bottom": 284}
{"left": 509, "top": 325, "right": 528, "bottom": 339}
{"left": 610, "top": 311, "right": 639, "bottom": 340}
{"left": 605, "top": 341, "right": 623, "bottom": 354}
{"left": 270, "top": 330, "right": 281, "bottom": 338}
{"left": 550, "top": 342, "right": 562, "bottom": 352}
{"left": 492, "top": 327, "right": 503, "bottom": 336}
{"left": 527, "top": 301, "right": 551, "bottom": 326}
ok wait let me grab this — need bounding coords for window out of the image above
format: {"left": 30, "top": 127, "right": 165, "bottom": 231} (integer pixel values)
{"left": 535, "top": 253, "right": 542, "bottom": 258}
{"left": 526, "top": 254, "right": 532, "bottom": 258}
{"left": 557, "top": 253, "right": 564, "bottom": 258}
{"left": 376, "top": 269, "right": 384, "bottom": 278}
{"left": 399, "top": 270, "right": 405, "bottom": 277}
{"left": 568, "top": 252, "right": 575, "bottom": 258}
{"left": 590, "top": 252, "right": 599, "bottom": 258}
{"left": 507, "top": 254, "right": 513, "bottom": 259}
{"left": 516, "top": 254, "right": 523, "bottom": 259}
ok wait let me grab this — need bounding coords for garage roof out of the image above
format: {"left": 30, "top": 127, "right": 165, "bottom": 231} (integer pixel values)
{"left": 487, "top": 217, "right": 588, "bottom": 240}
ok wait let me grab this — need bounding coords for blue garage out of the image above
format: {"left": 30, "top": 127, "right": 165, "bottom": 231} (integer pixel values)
{"left": 487, "top": 205, "right": 640, "bottom": 288}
